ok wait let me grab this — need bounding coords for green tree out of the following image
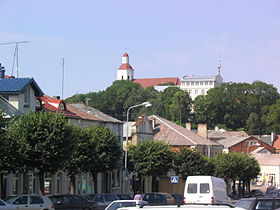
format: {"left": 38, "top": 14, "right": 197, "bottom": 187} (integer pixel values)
{"left": 170, "top": 91, "right": 192, "bottom": 125}
{"left": 262, "top": 99, "right": 280, "bottom": 133}
{"left": 79, "top": 126, "right": 121, "bottom": 193}
{"left": 212, "top": 152, "right": 260, "bottom": 198}
{"left": 193, "top": 81, "right": 279, "bottom": 131}
{"left": 127, "top": 140, "right": 174, "bottom": 192}
{"left": 173, "top": 148, "right": 214, "bottom": 180}
{"left": 6, "top": 112, "right": 76, "bottom": 194}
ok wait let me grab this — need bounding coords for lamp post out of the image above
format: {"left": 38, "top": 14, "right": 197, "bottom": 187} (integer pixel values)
{"left": 124, "top": 101, "right": 152, "bottom": 192}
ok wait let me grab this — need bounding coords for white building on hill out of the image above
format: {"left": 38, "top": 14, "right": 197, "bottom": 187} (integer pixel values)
{"left": 180, "top": 56, "right": 223, "bottom": 100}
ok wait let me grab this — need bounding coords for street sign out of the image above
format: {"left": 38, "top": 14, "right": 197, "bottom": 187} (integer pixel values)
{"left": 171, "top": 176, "right": 179, "bottom": 184}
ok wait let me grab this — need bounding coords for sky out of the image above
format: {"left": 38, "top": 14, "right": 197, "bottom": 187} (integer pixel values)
{"left": 0, "top": 0, "right": 279, "bottom": 99}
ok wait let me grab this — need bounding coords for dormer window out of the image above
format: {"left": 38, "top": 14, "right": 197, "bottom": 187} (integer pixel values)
{"left": 58, "top": 102, "right": 66, "bottom": 111}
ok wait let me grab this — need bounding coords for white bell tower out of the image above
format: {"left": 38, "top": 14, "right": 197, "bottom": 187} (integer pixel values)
{"left": 117, "top": 52, "right": 134, "bottom": 81}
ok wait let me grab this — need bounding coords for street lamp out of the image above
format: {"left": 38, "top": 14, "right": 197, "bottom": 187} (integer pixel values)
{"left": 125, "top": 101, "right": 152, "bottom": 169}
{"left": 124, "top": 101, "right": 152, "bottom": 193}
{"left": 247, "top": 142, "right": 260, "bottom": 154}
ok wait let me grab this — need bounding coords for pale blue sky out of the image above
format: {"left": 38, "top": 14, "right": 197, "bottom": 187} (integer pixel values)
{"left": 0, "top": 0, "right": 279, "bottom": 98}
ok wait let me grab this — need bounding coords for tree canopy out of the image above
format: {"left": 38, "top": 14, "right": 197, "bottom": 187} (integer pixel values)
{"left": 173, "top": 147, "right": 214, "bottom": 179}
{"left": 6, "top": 111, "right": 76, "bottom": 193}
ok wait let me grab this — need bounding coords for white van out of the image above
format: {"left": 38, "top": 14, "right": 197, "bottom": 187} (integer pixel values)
{"left": 184, "top": 176, "right": 230, "bottom": 205}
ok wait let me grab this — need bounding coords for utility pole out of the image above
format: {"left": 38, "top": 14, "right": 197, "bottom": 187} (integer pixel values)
{"left": 0, "top": 41, "right": 30, "bottom": 77}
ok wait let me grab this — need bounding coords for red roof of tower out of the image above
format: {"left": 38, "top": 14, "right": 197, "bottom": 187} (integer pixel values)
{"left": 118, "top": 63, "right": 134, "bottom": 70}
{"left": 123, "top": 52, "right": 129, "bottom": 57}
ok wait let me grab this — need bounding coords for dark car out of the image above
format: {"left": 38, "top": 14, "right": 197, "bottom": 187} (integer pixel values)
{"left": 48, "top": 194, "right": 97, "bottom": 210}
{"left": 267, "top": 189, "right": 280, "bottom": 197}
{"left": 234, "top": 197, "right": 280, "bottom": 210}
{"left": 116, "top": 194, "right": 133, "bottom": 200}
{"left": 250, "top": 189, "right": 263, "bottom": 197}
{"left": 267, "top": 186, "right": 277, "bottom": 195}
{"left": 142, "top": 193, "right": 167, "bottom": 205}
{"left": 83, "top": 193, "right": 119, "bottom": 210}
{"left": 171, "top": 194, "right": 184, "bottom": 205}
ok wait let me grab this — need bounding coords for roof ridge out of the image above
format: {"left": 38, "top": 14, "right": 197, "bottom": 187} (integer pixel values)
{"left": 151, "top": 115, "right": 197, "bottom": 145}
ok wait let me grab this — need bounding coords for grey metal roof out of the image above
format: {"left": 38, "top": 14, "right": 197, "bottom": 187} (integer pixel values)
{"left": 216, "top": 136, "right": 250, "bottom": 148}
{"left": 0, "top": 78, "right": 43, "bottom": 96}
{"left": 69, "top": 103, "right": 123, "bottom": 124}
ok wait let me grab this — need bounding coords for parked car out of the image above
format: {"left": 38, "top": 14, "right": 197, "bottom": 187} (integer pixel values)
{"left": 142, "top": 193, "right": 167, "bottom": 205}
{"left": 4, "top": 194, "right": 54, "bottom": 210}
{"left": 266, "top": 189, "right": 280, "bottom": 197}
{"left": 83, "top": 193, "right": 119, "bottom": 210}
{"left": 266, "top": 186, "right": 277, "bottom": 195}
{"left": 250, "top": 189, "right": 263, "bottom": 197}
{"left": 48, "top": 194, "right": 97, "bottom": 210}
{"left": 105, "top": 200, "right": 148, "bottom": 210}
{"left": 157, "top": 193, "right": 175, "bottom": 204}
{"left": 234, "top": 197, "right": 280, "bottom": 210}
{"left": 0, "top": 198, "right": 16, "bottom": 210}
{"left": 116, "top": 194, "right": 133, "bottom": 200}
{"left": 171, "top": 194, "right": 184, "bottom": 205}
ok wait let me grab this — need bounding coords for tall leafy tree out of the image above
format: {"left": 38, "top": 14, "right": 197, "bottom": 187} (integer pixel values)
{"left": 77, "top": 126, "right": 121, "bottom": 193}
{"left": 6, "top": 112, "right": 76, "bottom": 194}
{"left": 128, "top": 140, "right": 174, "bottom": 192}
{"left": 169, "top": 91, "right": 192, "bottom": 124}
{"left": 173, "top": 148, "right": 214, "bottom": 179}
{"left": 262, "top": 99, "right": 280, "bottom": 133}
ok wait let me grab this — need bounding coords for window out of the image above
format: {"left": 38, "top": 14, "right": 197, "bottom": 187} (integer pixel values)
{"left": 30, "top": 196, "right": 44, "bottom": 204}
{"left": 13, "top": 196, "right": 28, "bottom": 205}
{"left": 186, "top": 82, "right": 190, "bottom": 85}
{"left": 195, "top": 90, "right": 198, "bottom": 95}
{"left": 201, "top": 89, "right": 205, "bottom": 95}
{"left": 209, "top": 81, "right": 213, "bottom": 85}
{"left": 196, "top": 81, "right": 199, "bottom": 85}
{"left": 200, "top": 183, "right": 210, "bottom": 193}
{"left": 200, "top": 81, "right": 203, "bottom": 85}
{"left": 24, "top": 88, "right": 30, "bottom": 105}
{"left": 0, "top": 200, "right": 5, "bottom": 206}
{"left": 256, "top": 200, "right": 273, "bottom": 210}
{"left": 191, "top": 82, "right": 194, "bottom": 85}
{"left": 205, "top": 81, "right": 208, "bottom": 85}
{"left": 72, "top": 196, "right": 83, "bottom": 204}
{"left": 187, "top": 183, "right": 197, "bottom": 193}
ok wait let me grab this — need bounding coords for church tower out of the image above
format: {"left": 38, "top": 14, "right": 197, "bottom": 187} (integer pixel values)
{"left": 117, "top": 52, "right": 134, "bottom": 81}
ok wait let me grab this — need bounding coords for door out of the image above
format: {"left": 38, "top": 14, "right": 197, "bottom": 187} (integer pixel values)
{"left": 29, "top": 196, "right": 45, "bottom": 210}
{"left": 71, "top": 195, "right": 85, "bottom": 210}
{"left": 11, "top": 195, "right": 29, "bottom": 210}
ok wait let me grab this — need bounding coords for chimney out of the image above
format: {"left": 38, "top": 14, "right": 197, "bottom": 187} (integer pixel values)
{"left": 85, "top": 98, "right": 91, "bottom": 106}
{"left": 0, "top": 63, "right": 5, "bottom": 79}
{"left": 198, "top": 124, "right": 208, "bottom": 138}
{"left": 271, "top": 132, "right": 276, "bottom": 144}
{"left": 186, "top": 123, "right": 191, "bottom": 131}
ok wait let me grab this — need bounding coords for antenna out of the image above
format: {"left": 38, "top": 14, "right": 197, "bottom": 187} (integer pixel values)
{"left": 62, "top": 58, "right": 65, "bottom": 100}
{"left": 0, "top": 41, "right": 30, "bottom": 77}
{"left": 217, "top": 53, "right": 221, "bottom": 75}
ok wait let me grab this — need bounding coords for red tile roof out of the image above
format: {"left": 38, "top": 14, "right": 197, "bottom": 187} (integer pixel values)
{"left": 273, "top": 135, "right": 280, "bottom": 150}
{"left": 149, "top": 115, "right": 220, "bottom": 146}
{"left": 118, "top": 63, "right": 134, "bottom": 70}
{"left": 133, "top": 77, "right": 181, "bottom": 88}
{"left": 39, "top": 95, "right": 80, "bottom": 119}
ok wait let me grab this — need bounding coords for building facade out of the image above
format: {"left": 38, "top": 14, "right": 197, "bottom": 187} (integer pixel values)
{"left": 180, "top": 56, "right": 223, "bottom": 100}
